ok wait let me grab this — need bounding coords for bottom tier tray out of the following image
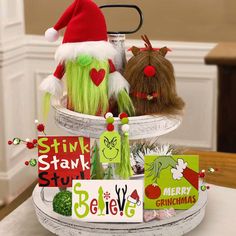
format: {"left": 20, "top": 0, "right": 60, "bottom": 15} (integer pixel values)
{"left": 33, "top": 185, "right": 207, "bottom": 236}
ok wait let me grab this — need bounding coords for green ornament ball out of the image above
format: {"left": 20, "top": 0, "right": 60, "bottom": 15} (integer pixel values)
{"left": 13, "top": 138, "right": 21, "bottom": 145}
{"left": 53, "top": 191, "right": 72, "bottom": 216}
{"left": 121, "top": 117, "right": 129, "bottom": 124}
{"left": 208, "top": 167, "right": 215, "bottom": 173}
{"left": 106, "top": 117, "right": 114, "bottom": 124}
{"left": 201, "top": 185, "right": 207, "bottom": 191}
{"left": 29, "top": 159, "right": 37, "bottom": 167}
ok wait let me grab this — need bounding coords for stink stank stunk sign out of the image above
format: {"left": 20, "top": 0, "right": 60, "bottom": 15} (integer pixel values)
{"left": 38, "top": 136, "right": 90, "bottom": 187}
{"left": 72, "top": 180, "right": 143, "bottom": 222}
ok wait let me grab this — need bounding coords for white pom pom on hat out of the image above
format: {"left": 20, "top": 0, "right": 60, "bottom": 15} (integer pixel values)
{"left": 45, "top": 28, "right": 59, "bottom": 42}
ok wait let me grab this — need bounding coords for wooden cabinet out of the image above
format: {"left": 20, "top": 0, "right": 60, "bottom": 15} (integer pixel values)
{"left": 205, "top": 43, "right": 236, "bottom": 153}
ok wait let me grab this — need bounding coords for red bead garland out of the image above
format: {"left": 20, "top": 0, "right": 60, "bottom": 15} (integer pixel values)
{"left": 32, "top": 139, "right": 38, "bottom": 144}
{"left": 119, "top": 112, "right": 128, "bottom": 120}
{"left": 8, "top": 140, "right": 13, "bottom": 145}
{"left": 26, "top": 142, "right": 35, "bottom": 149}
{"left": 37, "top": 124, "right": 45, "bottom": 132}
{"left": 107, "top": 124, "right": 114, "bottom": 132}
{"left": 199, "top": 172, "right": 205, "bottom": 178}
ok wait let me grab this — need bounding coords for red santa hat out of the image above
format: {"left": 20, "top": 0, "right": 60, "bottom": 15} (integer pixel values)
{"left": 41, "top": 0, "right": 130, "bottom": 99}
{"left": 45, "top": 0, "right": 107, "bottom": 43}
{"left": 128, "top": 190, "right": 141, "bottom": 206}
{"left": 45, "top": 0, "right": 116, "bottom": 63}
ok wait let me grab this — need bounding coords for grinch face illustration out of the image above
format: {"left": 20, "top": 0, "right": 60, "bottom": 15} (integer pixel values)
{"left": 100, "top": 131, "right": 121, "bottom": 163}
{"left": 102, "top": 136, "right": 119, "bottom": 161}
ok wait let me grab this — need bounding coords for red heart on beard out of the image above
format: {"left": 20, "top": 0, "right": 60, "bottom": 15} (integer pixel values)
{"left": 89, "top": 68, "right": 106, "bottom": 87}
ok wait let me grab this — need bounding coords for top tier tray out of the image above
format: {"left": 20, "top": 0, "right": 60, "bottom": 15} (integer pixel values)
{"left": 52, "top": 96, "right": 182, "bottom": 140}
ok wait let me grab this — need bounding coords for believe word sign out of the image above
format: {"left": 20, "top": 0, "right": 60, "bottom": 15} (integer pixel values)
{"left": 38, "top": 136, "right": 90, "bottom": 187}
{"left": 72, "top": 180, "right": 143, "bottom": 222}
{"left": 144, "top": 155, "right": 199, "bottom": 210}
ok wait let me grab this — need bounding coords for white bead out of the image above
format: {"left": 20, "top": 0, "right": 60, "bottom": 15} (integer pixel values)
{"left": 105, "top": 112, "right": 113, "bottom": 119}
{"left": 34, "top": 120, "right": 39, "bottom": 124}
{"left": 25, "top": 138, "right": 30, "bottom": 142}
{"left": 122, "top": 124, "right": 130, "bottom": 133}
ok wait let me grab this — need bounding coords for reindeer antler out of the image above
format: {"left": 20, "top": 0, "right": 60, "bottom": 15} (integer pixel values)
{"left": 122, "top": 185, "right": 127, "bottom": 195}
{"left": 115, "top": 185, "right": 120, "bottom": 195}
{"left": 141, "top": 35, "right": 153, "bottom": 50}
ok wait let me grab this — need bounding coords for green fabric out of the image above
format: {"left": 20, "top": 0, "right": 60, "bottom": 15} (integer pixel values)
{"left": 91, "top": 142, "right": 105, "bottom": 180}
{"left": 115, "top": 134, "right": 133, "bottom": 179}
{"left": 66, "top": 55, "right": 109, "bottom": 115}
{"left": 117, "top": 90, "right": 135, "bottom": 116}
{"left": 42, "top": 92, "right": 51, "bottom": 121}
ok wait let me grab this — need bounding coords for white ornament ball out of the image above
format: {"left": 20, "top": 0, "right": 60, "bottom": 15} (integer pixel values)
{"left": 122, "top": 124, "right": 130, "bottom": 133}
{"left": 105, "top": 112, "right": 113, "bottom": 119}
{"left": 45, "top": 28, "right": 59, "bottom": 42}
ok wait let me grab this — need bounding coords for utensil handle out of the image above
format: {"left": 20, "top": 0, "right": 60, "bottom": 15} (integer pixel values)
{"left": 100, "top": 4, "right": 143, "bottom": 34}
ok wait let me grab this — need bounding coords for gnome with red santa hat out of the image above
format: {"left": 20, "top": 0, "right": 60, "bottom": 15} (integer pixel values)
{"left": 40, "top": 0, "right": 134, "bottom": 116}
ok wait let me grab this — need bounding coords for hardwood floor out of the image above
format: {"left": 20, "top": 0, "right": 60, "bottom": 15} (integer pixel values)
{"left": 0, "top": 180, "right": 37, "bottom": 221}
{"left": 186, "top": 150, "right": 236, "bottom": 189}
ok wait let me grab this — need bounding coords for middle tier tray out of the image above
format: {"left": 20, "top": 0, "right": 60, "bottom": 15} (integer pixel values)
{"left": 52, "top": 96, "right": 182, "bottom": 140}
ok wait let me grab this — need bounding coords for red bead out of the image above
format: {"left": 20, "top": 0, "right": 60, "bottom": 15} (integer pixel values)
{"left": 144, "top": 65, "right": 156, "bottom": 77}
{"left": 8, "top": 140, "right": 13, "bottom": 145}
{"left": 119, "top": 112, "right": 128, "bottom": 120}
{"left": 26, "top": 142, "right": 35, "bottom": 149}
{"left": 199, "top": 172, "right": 205, "bottom": 178}
{"left": 207, "top": 186, "right": 210, "bottom": 190}
{"left": 107, "top": 124, "right": 114, "bottom": 132}
{"left": 25, "top": 161, "right": 29, "bottom": 166}
{"left": 32, "top": 139, "right": 38, "bottom": 144}
{"left": 37, "top": 124, "right": 45, "bottom": 132}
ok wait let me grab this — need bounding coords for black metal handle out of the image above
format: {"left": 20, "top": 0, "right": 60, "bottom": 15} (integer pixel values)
{"left": 100, "top": 4, "right": 143, "bottom": 34}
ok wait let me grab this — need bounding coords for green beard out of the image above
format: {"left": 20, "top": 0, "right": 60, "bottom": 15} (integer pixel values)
{"left": 66, "top": 55, "right": 109, "bottom": 116}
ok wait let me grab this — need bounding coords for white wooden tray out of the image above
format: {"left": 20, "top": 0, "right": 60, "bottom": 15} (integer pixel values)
{"left": 52, "top": 96, "right": 182, "bottom": 140}
{"left": 33, "top": 185, "right": 207, "bottom": 236}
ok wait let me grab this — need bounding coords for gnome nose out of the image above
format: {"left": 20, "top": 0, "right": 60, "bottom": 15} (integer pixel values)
{"left": 144, "top": 65, "right": 156, "bottom": 78}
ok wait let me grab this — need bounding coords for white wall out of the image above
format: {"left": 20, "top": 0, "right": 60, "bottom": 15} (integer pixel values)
{"left": 0, "top": 0, "right": 217, "bottom": 204}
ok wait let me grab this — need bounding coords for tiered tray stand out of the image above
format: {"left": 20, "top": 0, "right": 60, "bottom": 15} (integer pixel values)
{"left": 33, "top": 97, "right": 207, "bottom": 236}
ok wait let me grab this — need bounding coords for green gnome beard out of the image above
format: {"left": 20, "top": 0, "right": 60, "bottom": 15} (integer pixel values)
{"left": 66, "top": 55, "right": 109, "bottom": 116}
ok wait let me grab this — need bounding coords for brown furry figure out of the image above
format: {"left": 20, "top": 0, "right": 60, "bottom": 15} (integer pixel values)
{"left": 124, "top": 35, "right": 185, "bottom": 116}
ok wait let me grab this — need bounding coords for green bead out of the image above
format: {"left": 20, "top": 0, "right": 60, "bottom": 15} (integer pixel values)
{"left": 201, "top": 185, "right": 207, "bottom": 191}
{"left": 208, "top": 168, "right": 215, "bottom": 173}
{"left": 29, "top": 159, "right": 37, "bottom": 167}
{"left": 53, "top": 191, "right": 72, "bottom": 216}
{"left": 77, "top": 55, "right": 93, "bottom": 67}
{"left": 13, "top": 138, "right": 21, "bottom": 145}
{"left": 121, "top": 117, "right": 129, "bottom": 124}
{"left": 106, "top": 117, "right": 114, "bottom": 124}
